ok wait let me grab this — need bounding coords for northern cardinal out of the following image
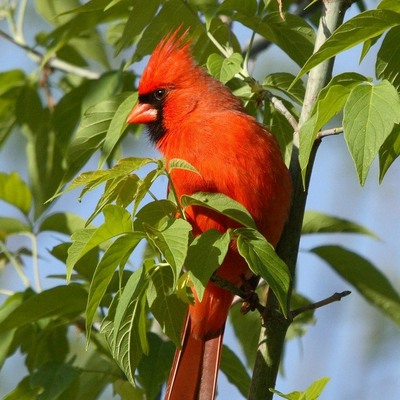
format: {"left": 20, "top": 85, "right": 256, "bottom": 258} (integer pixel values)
{"left": 127, "top": 30, "right": 292, "bottom": 400}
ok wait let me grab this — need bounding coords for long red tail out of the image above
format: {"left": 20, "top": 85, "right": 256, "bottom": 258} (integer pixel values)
{"left": 165, "top": 283, "right": 234, "bottom": 400}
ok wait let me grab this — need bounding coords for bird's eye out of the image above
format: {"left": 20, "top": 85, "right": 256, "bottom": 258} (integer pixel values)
{"left": 154, "top": 89, "right": 166, "bottom": 101}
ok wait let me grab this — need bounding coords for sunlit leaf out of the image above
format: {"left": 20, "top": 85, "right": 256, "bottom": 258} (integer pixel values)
{"left": 102, "top": 267, "right": 150, "bottom": 386}
{"left": 39, "top": 212, "right": 87, "bottom": 235}
{"left": 147, "top": 266, "right": 187, "bottom": 347}
{"left": 207, "top": 52, "right": 243, "bottom": 84}
{"left": 0, "top": 217, "right": 31, "bottom": 240}
{"left": 271, "top": 376, "right": 330, "bottom": 399}
{"left": 168, "top": 158, "right": 201, "bottom": 176}
{"left": 0, "top": 172, "right": 32, "bottom": 215}
{"left": 98, "top": 92, "right": 137, "bottom": 167}
{"left": 144, "top": 218, "right": 192, "bottom": 280}
{"left": 66, "top": 205, "right": 132, "bottom": 281}
{"left": 343, "top": 80, "right": 400, "bottom": 185}
{"left": 263, "top": 73, "right": 305, "bottom": 105}
{"left": 236, "top": 228, "right": 291, "bottom": 316}
{"left": 181, "top": 192, "right": 257, "bottom": 230}
{"left": 299, "top": 73, "right": 368, "bottom": 181}
{"left": 134, "top": 200, "right": 178, "bottom": 231}
{"left": 294, "top": 9, "right": 400, "bottom": 84}
{"left": 186, "top": 229, "right": 231, "bottom": 301}
{"left": 86, "top": 233, "right": 145, "bottom": 340}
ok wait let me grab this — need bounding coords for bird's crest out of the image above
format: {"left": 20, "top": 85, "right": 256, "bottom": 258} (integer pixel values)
{"left": 138, "top": 28, "right": 195, "bottom": 95}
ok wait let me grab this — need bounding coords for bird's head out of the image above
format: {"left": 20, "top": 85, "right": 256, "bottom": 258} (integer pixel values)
{"left": 127, "top": 29, "right": 203, "bottom": 143}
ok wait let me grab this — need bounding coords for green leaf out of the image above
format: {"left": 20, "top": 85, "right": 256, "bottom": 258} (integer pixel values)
{"left": 220, "top": 345, "right": 251, "bottom": 397}
{"left": 299, "top": 73, "right": 368, "bottom": 181}
{"left": 379, "top": 123, "right": 400, "bottom": 182}
{"left": 376, "top": 26, "right": 400, "bottom": 90}
{"left": 3, "top": 376, "right": 40, "bottom": 399}
{"left": 147, "top": 266, "right": 187, "bottom": 347}
{"left": 378, "top": 0, "right": 400, "bottom": 13}
{"left": 343, "top": 80, "right": 400, "bottom": 185}
{"left": 181, "top": 192, "right": 257, "bottom": 230}
{"left": 207, "top": 52, "right": 243, "bottom": 84}
{"left": 263, "top": 98, "right": 294, "bottom": 165}
{"left": 134, "top": 200, "right": 178, "bottom": 231}
{"left": 98, "top": 92, "right": 137, "bottom": 167}
{"left": 236, "top": 228, "right": 291, "bottom": 316}
{"left": 263, "top": 73, "right": 305, "bottom": 105}
{"left": 40, "top": 0, "right": 129, "bottom": 67}
{"left": 62, "top": 157, "right": 155, "bottom": 199}
{"left": 0, "top": 70, "right": 26, "bottom": 147}
{"left": 86, "top": 233, "right": 145, "bottom": 341}
{"left": 144, "top": 218, "right": 192, "bottom": 280}
{"left": 227, "top": 11, "right": 315, "bottom": 67}
{"left": 137, "top": 333, "right": 175, "bottom": 400}
{"left": 168, "top": 158, "right": 201, "bottom": 176}
{"left": 229, "top": 300, "right": 261, "bottom": 368}
{"left": 39, "top": 212, "right": 87, "bottom": 235}
{"left": 312, "top": 246, "right": 400, "bottom": 326}
{"left": 0, "top": 292, "right": 24, "bottom": 369}
{"left": 102, "top": 267, "right": 150, "bottom": 386}
{"left": 66, "top": 205, "right": 132, "bottom": 281}
{"left": 302, "top": 211, "right": 377, "bottom": 238}
{"left": 114, "top": 0, "right": 160, "bottom": 55}
{"left": 30, "top": 361, "right": 79, "bottom": 400}
{"left": 0, "top": 172, "right": 32, "bottom": 215}
{"left": 63, "top": 88, "right": 127, "bottom": 184}
{"left": 0, "top": 285, "right": 87, "bottom": 332}
{"left": 0, "top": 217, "right": 31, "bottom": 240}
{"left": 294, "top": 10, "right": 400, "bottom": 84}
{"left": 271, "top": 377, "right": 330, "bottom": 400}
{"left": 186, "top": 229, "right": 231, "bottom": 301}
{"left": 25, "top": 323, "right": 69, "bottom": 372}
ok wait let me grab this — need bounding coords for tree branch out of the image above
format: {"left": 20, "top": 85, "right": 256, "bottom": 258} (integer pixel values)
{"left": 248, "top": 1, "right": 351, "bottom": 398}
{"left": 291, "top": 290, "right": 351, "bottom": 319}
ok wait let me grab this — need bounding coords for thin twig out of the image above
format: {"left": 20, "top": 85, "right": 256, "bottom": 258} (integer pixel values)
{"left": 291, "top": 290, "right": 351, "bottom": 319}
{"left": 263, "top": 91, "right": 299, "bottom": 131}
{"left": 0, "top": 29, "right": 100, "bottom": 80}
{"left": 317, "top": 126, "right": 344, "bottom": 140}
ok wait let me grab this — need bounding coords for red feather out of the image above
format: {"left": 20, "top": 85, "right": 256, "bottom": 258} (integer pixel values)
{"left": 127, "top": 29, "right": 292, "bottom": 399}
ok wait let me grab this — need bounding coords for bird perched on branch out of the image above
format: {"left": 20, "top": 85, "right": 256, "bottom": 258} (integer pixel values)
{"left": 127, "top": 29, "right": 292, "bottom": 400}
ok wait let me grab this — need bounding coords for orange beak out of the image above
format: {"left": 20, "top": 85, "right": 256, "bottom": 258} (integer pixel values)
{"left": 127, "top": 102, "right": 158, "bottom": 124}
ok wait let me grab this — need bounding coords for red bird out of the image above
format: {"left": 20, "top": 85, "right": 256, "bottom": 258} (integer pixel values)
{"left": 127, "top": 30, "right": 292, "bottom": 400}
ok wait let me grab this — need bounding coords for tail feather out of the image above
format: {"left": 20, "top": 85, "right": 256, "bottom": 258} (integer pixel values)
{"left": 165, "top": 316, "right": 224, "bottom": 400}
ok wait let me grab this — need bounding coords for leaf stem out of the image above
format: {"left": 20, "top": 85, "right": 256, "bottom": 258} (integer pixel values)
{"left": 0, "top": 241, "right": 30, "bottom": 288}
{"left": 16, "top": 0, "right": 27, "bottom": 43}
{"left": 23, "top": 232, "right": 42, "bottom": 292}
